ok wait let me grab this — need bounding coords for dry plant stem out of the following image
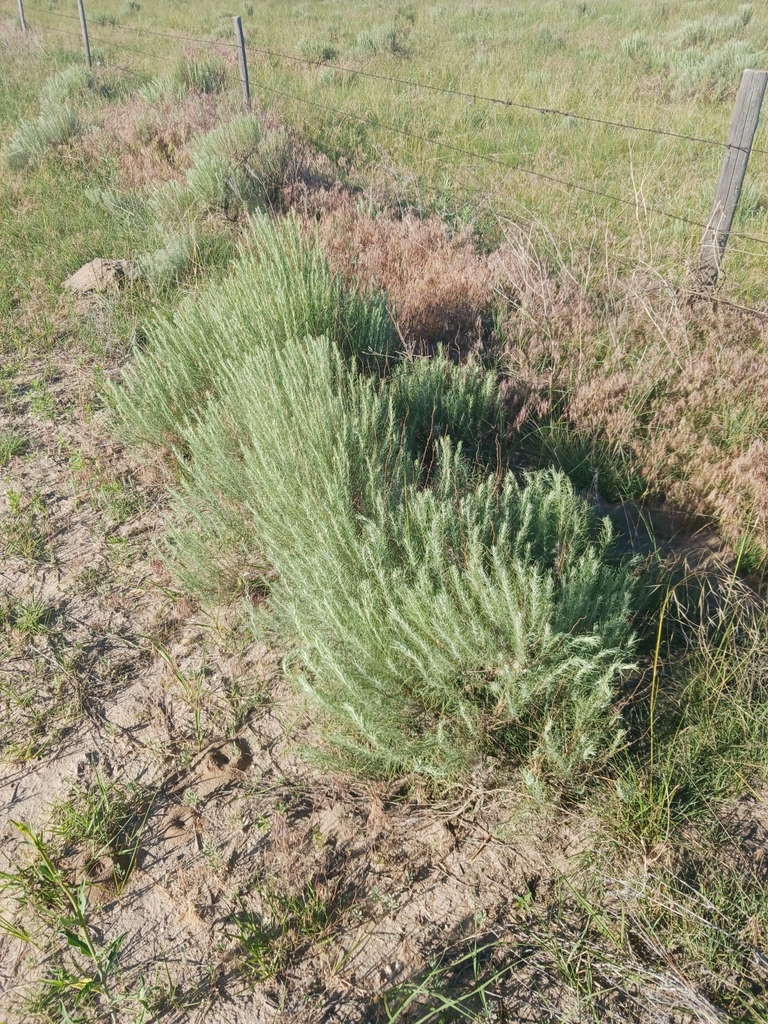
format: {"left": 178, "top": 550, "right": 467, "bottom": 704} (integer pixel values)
{"left": 648, "top": 589, "right": 672, "bottom": 810}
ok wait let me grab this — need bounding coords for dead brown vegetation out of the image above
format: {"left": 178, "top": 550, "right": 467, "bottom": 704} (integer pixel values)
{"left": 84, "top": 91, "right": 228, "bottom": 190}
{"left": 318, "top": 206, "right": 498, "bottom": 352}
{"left": 497, "top": 254, "right": 768, "bottom": 560}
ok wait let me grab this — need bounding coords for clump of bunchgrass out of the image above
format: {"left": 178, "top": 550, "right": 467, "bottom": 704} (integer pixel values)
{"left": 170, "top": 54, "right": 227, "bottom": 96}
{"left": 136, "top": 54, "right": 227, "bottom": 106}
{"left": 136, "top": 221, "right": 232, "bottom": 292}
{"left": 89, "top": 9, "right": 119, "bottom": 27}
{"left": 0, "top": 429, "right": 28, "bottom": 467}
{"left": 1, "top": 488, "right": 51, "bottom": 561}
{"left": 297, "top": 38, "right": 339, "bottom": 63}
{"left": 136, "top": 76, "right": 171, "bottom": 106}
{"left": 52, "top": 773, "right": 154, "bottom": 891}
{"left": 577, "top": 587, "right": 768, "bottom": 1020}
{"left": 609, "top": 581, "right": 768, "bottom": 844}
{"left": 228, "top": 879, "right": 340, "bottom": 982}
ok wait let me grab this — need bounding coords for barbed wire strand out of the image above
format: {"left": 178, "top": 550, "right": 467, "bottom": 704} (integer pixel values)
{"left": 89, "top": 35, "right": 165, "bottom": 62}
{"left": 245, "top": 43, "right": 758, "bottom": 156}
{"left": 8, "top": 2, "right": 768, "bottom": 249}
{"left": 251, "top": 75, "right": 768, "bottom": 247}
{"left": 4, "top": 3, "right": 768, "bottom": 316}
{"left": 12, "top": 0, "right": 768, "bottom": 157}
{"left": 25, "top": 22, "right": 83, "bottom": 44}
{"left": 6, "top": 3, "right": 163, "bottom": 60}
{"left": 683, "top": 290, "right": 768, "bottom": 318}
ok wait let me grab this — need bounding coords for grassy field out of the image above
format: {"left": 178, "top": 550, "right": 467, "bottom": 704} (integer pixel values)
{"left": 7, "top": 0, "right": 768, "bottom": 294}
{"left": 1, "top": 1, "right": 768, "bottom": 1022}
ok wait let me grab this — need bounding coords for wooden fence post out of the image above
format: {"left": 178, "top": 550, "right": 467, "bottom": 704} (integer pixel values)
{"left": 17, "top": 0, "right": 27, "bottom": 36}
{"left": 77, "top": 0, "right": 92, "bottom": 70}
{"left": 697, "top": 68, "right": 768, "bottom": 288}
{"left": 233, "top": 15, "right": 251, "bottom": 110}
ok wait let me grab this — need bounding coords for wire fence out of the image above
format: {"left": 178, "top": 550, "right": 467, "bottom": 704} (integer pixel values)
{"left": 4, "top": 0, "right": 768, "bottom": 305}
{"left": 252, "top": 77, "right": 768, "bottom": 248}
{"left": 12, "top": 0, "right": 768, "bottom": 156}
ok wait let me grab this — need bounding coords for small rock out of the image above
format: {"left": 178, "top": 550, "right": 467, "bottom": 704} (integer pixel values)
{"left": 62, "top": 258, "right": 133, "bottom": 294}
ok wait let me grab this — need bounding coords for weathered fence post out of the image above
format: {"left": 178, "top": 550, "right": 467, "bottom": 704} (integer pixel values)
{"left": 697, "top": 68, "right": 768, "bottom": 288}
{"left": 77, "top": 0, "right": 92, "bottom": 70}
{"left": 233, "top": 15, "right": 251, "bottom": 110}
{"left": 17, "top": 0, "right": 27, "bottom": 36}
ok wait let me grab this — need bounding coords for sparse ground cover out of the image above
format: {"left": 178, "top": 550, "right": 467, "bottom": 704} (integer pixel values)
{"left": 2, "top": 2, "right": 768, "bottom": 1022}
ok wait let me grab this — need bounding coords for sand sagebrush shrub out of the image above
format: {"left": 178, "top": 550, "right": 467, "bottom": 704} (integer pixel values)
{"left": 669, "top": 5, "right": 754, "bottom": 49}
{"left": 112, "top": 214, "right": 392, "bottom": 446}
{"left": 40, "top": 66, "right": 92, "bottom": 106}
{"left": 131, "top": 117, "right": 293, "bottom": 289}
{"left": 114, "top": 214, "right": 638, "bottom": 785}
{"left": 179, "top": 342, "right": 637, "bottom": 783}
{"left": 670, "top": 39, "right": 764, "bottom": 101}
{"left": 354, "top": 22, "right": 402, "bottom": 57}
{"left": 622, "top": 5, "right": 761, "bottom": 100}
{"left": 3, "top": 63, "right": 103, "bottom": 170}
{"left": 5, "top": 106, "right": 81, "bottom": 170}
{"left": 186, "top": 115, "right": 291, "bottom": 216}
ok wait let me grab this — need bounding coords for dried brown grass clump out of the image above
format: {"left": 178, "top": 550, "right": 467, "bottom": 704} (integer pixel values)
{"left": 318, "top": 208, "right": 499, "bottom": 352}
{"left": 0, "top": 21, "right": 41, "bottom": 50}
{"left": 489, "top": 232, "right": 598, "bottom": 429}
{"left": 497, "top": 247, "right": 768, "bottom": 557}
{"left": 84, "top": 92, "right": 226, "bottom": 190}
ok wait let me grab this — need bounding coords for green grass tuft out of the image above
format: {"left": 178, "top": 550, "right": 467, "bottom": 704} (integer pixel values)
{"left": 0, "top": 429, "right": 28, "bottom": 467}
{"left": 170, "top": 54, "right": 227, "bottom": 96}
